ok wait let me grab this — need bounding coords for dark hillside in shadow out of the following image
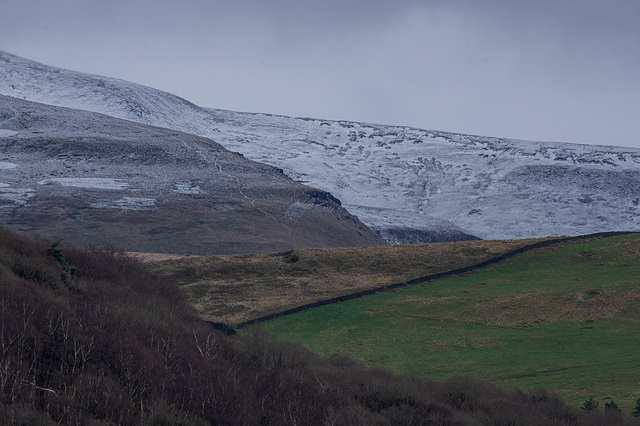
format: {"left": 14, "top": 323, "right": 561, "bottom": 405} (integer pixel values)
{"left": 0, "top": 226, "right": 636, "bottom": 425}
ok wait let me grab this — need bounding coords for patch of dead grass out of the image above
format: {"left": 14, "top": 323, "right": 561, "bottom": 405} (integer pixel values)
{"left": 146, "top": 237, "right": 555, "bottom": 326}
{"left": 127, "top": 252, "right": 202, "bottom": 262}
{"left": 461, "top": 288, "right": 640, "bottom": 326}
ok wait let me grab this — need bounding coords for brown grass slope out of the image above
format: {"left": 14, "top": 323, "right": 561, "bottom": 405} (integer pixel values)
{"left": 147, "top": 237, "right": 559, "bottom": 326}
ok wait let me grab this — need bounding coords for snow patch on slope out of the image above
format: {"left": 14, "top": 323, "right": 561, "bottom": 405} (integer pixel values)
{"left": 173, "top": 181, "right": 202, "bottom": 195}
{"left": 0, "top": 162, "right": 18, "bottom": 169}
{"left": 90, "top": 197, "right": 157, "bottom": 211}
{"left": 38, "top": 178, "right": 129, "bottom": 190}
{"left": 0, "top": 130, "right": 18, "bottom": 138}
{"left": 0, "top": 186, "right": 35, "bottom": 206}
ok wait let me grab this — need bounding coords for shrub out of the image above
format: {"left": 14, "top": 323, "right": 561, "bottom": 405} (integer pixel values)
{"left": 604, "top": 400, "right": 621, "bottom": 416}
{"left": 48, "top": 241, "right": 78, "bottom": 275}
{"left": 582, "top": 396, "right": 599, "bottom": 412}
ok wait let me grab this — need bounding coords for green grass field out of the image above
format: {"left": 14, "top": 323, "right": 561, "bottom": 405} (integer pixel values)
{"left": 260, "top": 234, "right": 640, "bottom": 412}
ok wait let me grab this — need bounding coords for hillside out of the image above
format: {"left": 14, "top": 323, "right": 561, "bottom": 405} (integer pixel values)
{"left": 3, "top": 50, "right": 640, "bottom": 242}
{"left": 147, "top": 237, "right": 556, "bottom": 326}
{"left": 257, "top": 233, "right": 640, "bottom": 413}
{"left": 3, "top": 226, "right": 632, "bottom": 425}
{"left": 0, "top": 95, "right": 384, "bottom": 254}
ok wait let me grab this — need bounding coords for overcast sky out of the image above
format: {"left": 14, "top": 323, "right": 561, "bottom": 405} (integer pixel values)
{"left": 1, "top": 0, "right": 639, "bottom": 147}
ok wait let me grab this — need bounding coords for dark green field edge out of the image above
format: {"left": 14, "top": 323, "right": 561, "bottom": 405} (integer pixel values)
{"left": 207, "top": 231, "right": 636, "bottom": 334}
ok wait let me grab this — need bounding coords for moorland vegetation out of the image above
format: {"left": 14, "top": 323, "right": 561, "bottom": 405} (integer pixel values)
{"left": 1, "top": 226, "right": 637, "bottom": 424}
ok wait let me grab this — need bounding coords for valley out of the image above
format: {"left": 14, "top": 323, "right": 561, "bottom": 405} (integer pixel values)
{"left": 1, "top": 50, "right": 640, "bottom": 422}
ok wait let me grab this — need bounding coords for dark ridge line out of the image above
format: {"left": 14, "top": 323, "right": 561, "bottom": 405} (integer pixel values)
{"left": 218, "top": 231, "right": 635, "bottom": 331}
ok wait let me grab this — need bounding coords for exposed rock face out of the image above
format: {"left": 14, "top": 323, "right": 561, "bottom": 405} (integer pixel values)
{"left": 0, "top": 96, "right": 386, "bottom": 254}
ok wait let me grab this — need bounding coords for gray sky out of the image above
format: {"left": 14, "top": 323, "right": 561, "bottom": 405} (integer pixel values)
{"left": 1, "top": 0, "right": 639, "bottom": 147}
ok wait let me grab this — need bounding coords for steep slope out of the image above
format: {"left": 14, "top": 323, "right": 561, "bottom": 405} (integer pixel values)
{"left": 3, "top": 50, "right": 640, "bottom": 241}
{"left": 0, "top": 95, "right": 385, "bottom": 254}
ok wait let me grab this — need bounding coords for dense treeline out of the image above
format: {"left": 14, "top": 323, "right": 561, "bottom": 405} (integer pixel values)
{"left": 0, "top": 227, "right": 637, "bottom": 425}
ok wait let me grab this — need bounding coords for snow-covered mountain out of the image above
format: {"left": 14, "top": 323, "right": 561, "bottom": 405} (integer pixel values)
{"left": 0, "top": 95, "right": 384, "bottom": 254}
{"left": 3, "top": 50, "right": 640, "bottom": 242}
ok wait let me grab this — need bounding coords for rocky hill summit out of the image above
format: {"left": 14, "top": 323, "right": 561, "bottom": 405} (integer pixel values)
{"left": 0, "top": 95, "right": 385, "bottom": 254}
{"left": 2, "top": 50, "right": 640, "bottom": 242}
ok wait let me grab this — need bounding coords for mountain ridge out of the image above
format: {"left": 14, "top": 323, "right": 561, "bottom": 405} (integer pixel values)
{"left": 2, "top": 50, "right": 639, "bottom": 242}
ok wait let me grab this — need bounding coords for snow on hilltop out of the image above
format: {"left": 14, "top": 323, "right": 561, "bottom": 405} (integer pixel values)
{"left": 2, "top": 50, "right": 640, "bottom": 242}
